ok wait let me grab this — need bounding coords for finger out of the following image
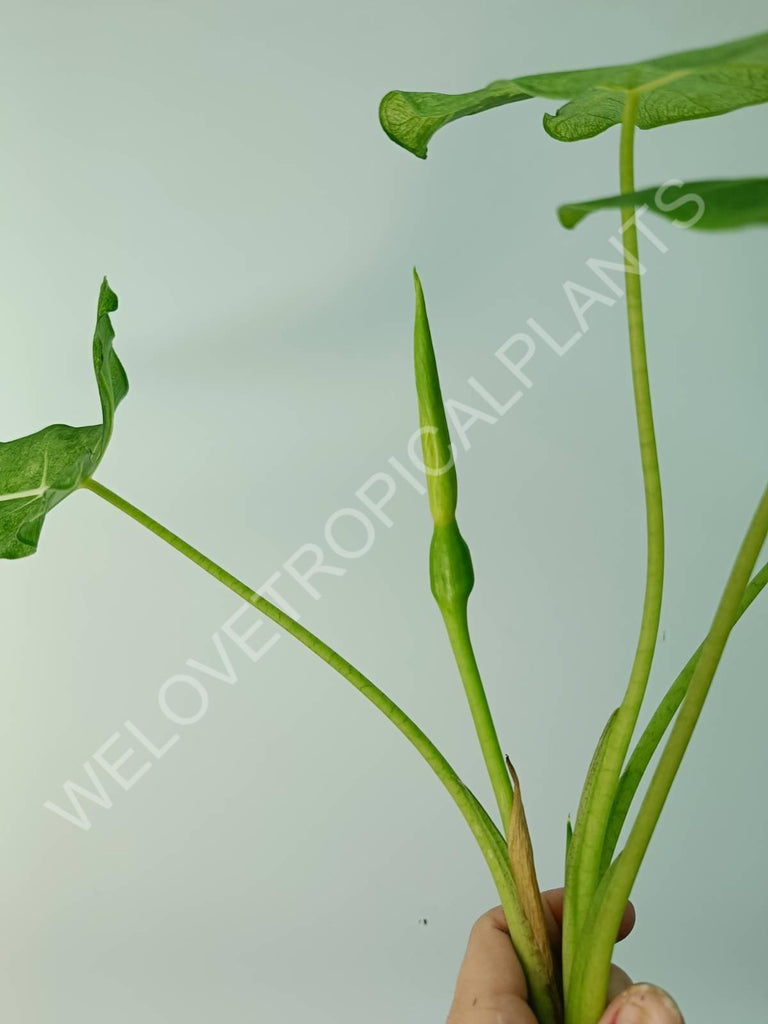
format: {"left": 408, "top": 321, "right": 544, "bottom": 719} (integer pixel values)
{"left": 541, "top": 888, "right": 636, "bottom": 945}
{"left": 598, "top": 983, "right": 684, "bottom": 1024}
{"left": 447, "top": 906, "right": 538, "bottom": 1023}
{"left": 607, "top": 964, "right": 634, "bottom": 1003}
{"left": 448, "top": 901, "right": 638, "bottom": 1024}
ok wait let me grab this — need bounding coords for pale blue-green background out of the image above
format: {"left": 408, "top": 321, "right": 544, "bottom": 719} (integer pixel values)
{"left": 1, "top": 1, "right": 766, "bottom": 1021}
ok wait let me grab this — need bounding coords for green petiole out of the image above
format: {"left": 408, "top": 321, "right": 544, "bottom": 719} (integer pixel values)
{"left": 412, "top": 270, "right": 514, "bottom": 835}
{"left": 78, "top": 479, "right": 492, "bottom": 850}
{"left": 561, "top": 707, "right": 621, "bottom": 994}
{"left": 567, "top": 484, "right": 768, "bottom": 1023}
{"left": 601, "top": 560, "right": 768, "bottom": 874}
{"left": 412, "top": 271, "right": 564, "bottom": 1018}
{"left": 80, "top": 475, "right": 560, "bottom": 1024}
{"left": 563, "top": 88, "right": 665, "bottom": 1003}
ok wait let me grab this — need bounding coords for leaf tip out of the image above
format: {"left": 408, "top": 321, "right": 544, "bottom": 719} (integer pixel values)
{"left": 98, "top": 276, "right": 119, "bottom": 315}
{"left": 505, "top": 756, "right": 519, "bottom": 791}
{"left": 556, "top": 204, "right": 584, "bottom": 230}
{"left": 379, "top": 90, "right": 430, "bottom": 159}
{"left": 412, "top": 269, "right": 430, "bottom": 328}
{"left": 541, "top": 111, "right": 561, "bottom": 141}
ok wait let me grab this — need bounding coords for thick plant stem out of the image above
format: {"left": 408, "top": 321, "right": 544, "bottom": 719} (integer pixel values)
{"left": 563, "top": 88, "right": 665, "bottom": 1000}
{"left": 81, "top": 476, "right": 561, "bottom": 1024}
{"left": 442, "top": 604, "right": 514, "bottom": 832}
{"left": 568, "top": 484, "right": 768, "bottom": 1024}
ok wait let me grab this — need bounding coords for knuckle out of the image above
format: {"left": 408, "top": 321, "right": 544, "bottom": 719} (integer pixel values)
{"left": 470, "top": 905, "right": 506, "bottom": 935}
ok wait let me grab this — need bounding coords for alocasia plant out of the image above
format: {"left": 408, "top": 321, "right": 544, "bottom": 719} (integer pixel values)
{"left": 380, "top": 27, "right": 768, "bottom": 1024}
{"left": 2, "top": 28, "right": 767, "bottom": 1024}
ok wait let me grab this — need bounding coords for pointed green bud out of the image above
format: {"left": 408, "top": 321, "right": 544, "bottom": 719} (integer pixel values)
{"left": 413, "top": 268, "right": 457, "bottom": 528}
{"left": 412, "top": 270, "right": 475, "bottom": 618}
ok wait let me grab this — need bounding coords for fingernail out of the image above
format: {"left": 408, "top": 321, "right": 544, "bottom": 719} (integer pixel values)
{"left": 613, "top": 983, "right": 682, "bottom": 1024}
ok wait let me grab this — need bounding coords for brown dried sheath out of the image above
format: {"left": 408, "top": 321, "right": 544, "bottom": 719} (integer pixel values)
{"left": 506, "top": 757, "right": 563, "bottom": 1016}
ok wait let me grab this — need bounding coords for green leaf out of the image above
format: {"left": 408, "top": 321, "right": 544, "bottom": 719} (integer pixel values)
{"left": 558, "top": 177, "right": 768, "bottom": 230}
{"left": 379, "top": 30, "right": 768, "bottom": 157}
{"left": 0, "top": 278, "right": 126, "bottom": 559}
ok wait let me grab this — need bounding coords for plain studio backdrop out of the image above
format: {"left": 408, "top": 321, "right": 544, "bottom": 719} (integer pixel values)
{"left": 1, "top": 2, "right": 766, "bottom": 1021}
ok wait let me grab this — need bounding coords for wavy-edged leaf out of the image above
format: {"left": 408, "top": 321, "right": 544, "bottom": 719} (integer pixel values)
{"left": 0, "top": 279, "right": 126, "bottom": 558}
{"left": 559, "top": 177, "right": 768, "bottom": 230}
{"left": 379, "top": 30, "right": 768, "bottom": 157}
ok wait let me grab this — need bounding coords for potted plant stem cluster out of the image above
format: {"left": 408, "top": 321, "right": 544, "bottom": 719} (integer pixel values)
{"left": 2, "top": 28, "right": 767, "bottom": 1024}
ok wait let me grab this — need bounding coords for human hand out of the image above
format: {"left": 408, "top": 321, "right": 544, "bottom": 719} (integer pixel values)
{"left": 446, "top": 888, "right": 683, "bottom": 1023}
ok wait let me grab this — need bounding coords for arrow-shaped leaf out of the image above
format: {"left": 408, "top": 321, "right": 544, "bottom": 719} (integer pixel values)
{"left": 558, "top": 177, "right": 768, "bottom": 230}
{"left": 0, "top": 279, "right": 126, "bottom": 559}
{"left": 380, "top": 30, "right": 768, "bottom": 157}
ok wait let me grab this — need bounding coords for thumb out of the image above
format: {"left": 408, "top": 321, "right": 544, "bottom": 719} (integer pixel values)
{"left": 598, "top": 982, "right": 684, "bottom": 1024}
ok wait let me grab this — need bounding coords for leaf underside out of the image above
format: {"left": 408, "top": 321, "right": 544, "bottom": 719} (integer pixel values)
{"left": 379, "top": 30, "right": 768, "bottom": 157}
{"left": 558, "top": 177, "right": 768, "bottom": 230}
{"left": 0, "top": 279, "right": 125, "bottom": 559}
